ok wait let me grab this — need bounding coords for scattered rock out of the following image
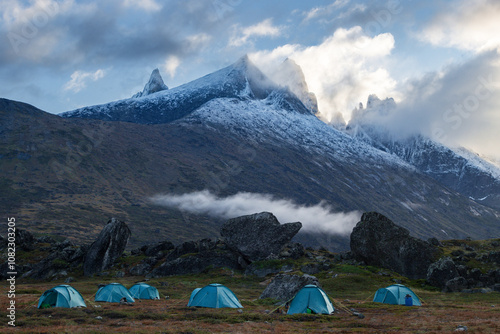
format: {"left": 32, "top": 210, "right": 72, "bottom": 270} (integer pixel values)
{"left": 427, "top": 257, "right": 458, "bottom": 289}
{"left": 350, "top": 212, "right": 440, "bottom": 279}
{"left": 139, "top": 241, "right": 175, "bottom": 257}
{"left": 15, "top": 229, "right": 36, "bottom": 251}
{"left": 129, "top": 262, "right": 153, "bottom": 276}
{"left": 259, "top": 274, "right": 319, "bottom": 302}
{"left": 150, "top": 250, "right": 241, "bottom": 277}
{"left": 427, "top": 237, "right": 442, "bottom": 247}
{"left": 301, "top": 264, "right": 321, "bottom": 275}
{"left": 83, "top": 218, "right": 131, "bottom": 276}
{"left": 444, "top": 276, "right": 468, "bottom": 292}
{"left": 280, "top": 242, "right": 305, "bottom": 260}
{"left": 65, "top": 277, "right": 75, "bottom": 283}
{"left": 220, "top": 212, "right": 302, "bottom": 262}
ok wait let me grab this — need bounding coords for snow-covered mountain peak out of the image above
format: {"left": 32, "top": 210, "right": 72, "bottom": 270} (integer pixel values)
{"left": 262, "top": 58, "right": 319, "bottom": 115}
{"left": 132, "top": 68, "right": 168, "bottom": 98}
{"left": 60, "top": 55, "right": 316, "bottom": 123}
{"left": 350, "top": 94, "right": 396, "bottom": 126}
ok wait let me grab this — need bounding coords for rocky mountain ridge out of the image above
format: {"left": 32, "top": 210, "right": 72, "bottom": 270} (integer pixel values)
{"left": 346, "top": 95, "right": 500, "bottom": 211}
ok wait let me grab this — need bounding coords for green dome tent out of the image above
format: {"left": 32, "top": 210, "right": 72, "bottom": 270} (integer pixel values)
{"left": 95, "top": 283, "right": 135, "bottom": 303}
{"left": 187, "top": 283, "right": 243, "bottom": 308}
{"left": 129, "top": 283, "right": 160, "bottom": 300}
{"left": 287, "top": 285, "right": 334, "bottom": 315}
{"left": 38, "top": 285, "right": 86, "bottom": 309}
{"left": 373, "top": 284, "right": 421, "bottom": 306}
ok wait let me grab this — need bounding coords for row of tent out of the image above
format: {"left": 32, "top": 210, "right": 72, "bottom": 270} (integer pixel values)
{"left": 38, "top": 283, "right": 421, "bottom": 314}
{"left": 38, "top": 283, "right": 159, "bottom": 308}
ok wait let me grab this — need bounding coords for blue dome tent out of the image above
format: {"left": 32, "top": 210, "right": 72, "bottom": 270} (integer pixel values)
{"left": 38, "top": 285, "right": 86, "bottom": 309}
{"left": 373, "top": 284, "right": 421, "bottom": 306}
{"left": 95, "top": 283, "right": 135, "bottom": 303}
{"left": 187, "top": 283, "right": 243, "bottom": 308}
{"left": 287, "top": 285, "right": 334, "bottom": 315}
{"left": 129, "top": 283, "right": 160, "bottom": 300}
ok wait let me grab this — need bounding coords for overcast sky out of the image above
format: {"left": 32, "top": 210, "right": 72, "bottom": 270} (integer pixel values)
{"left": 1, "top": 0, "right": 499, "bottom": 158}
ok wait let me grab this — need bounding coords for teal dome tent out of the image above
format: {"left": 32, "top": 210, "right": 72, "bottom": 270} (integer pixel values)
{"left": 129, "top": 283, "right": 160, "bottom": 300}
{"left": 95, "top": 283, "right": 135, "bottom": 303}
{"left": 287, "top": 285, "right": 334, "bottom": 315}
{"left": 373, "top": 284, "right": 421, "bottom": 306}
{"left": 187, "top": 283, "right": 243, "bottom": 308}
{"left": 38, "top": 285, "right": 86, "bottom": 309}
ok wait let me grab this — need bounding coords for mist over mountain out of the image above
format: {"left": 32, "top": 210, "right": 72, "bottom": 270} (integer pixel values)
{"left": 346, "top": 94, "right": 500, "bottom": 212}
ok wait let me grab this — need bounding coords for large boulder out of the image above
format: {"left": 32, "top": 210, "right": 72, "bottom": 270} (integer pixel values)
{"left": 444, "top": 276, "right": 468, "bottom": 292}
{"left": 426, "top": 257, "right": 459, "bottom": 289}
{"left": 83, "top": 218, "right": 131, "bottom": 276}
{"left": 350, "top": 212, "right": 440, "bottom": 279}
{"left": 259, "top": 274, "right": 320, "bottom": 302}
{"left": 220, "top": 212, "right": 302, "bottom": 262}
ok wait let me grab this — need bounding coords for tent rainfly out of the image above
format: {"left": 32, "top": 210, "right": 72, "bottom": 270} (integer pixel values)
{"left": 38, "top": 285, "right": 87, "bottom": 309}
{"left": 129, "top": 283, "right": 160, "bottom": 300}
{"left": 95, "top": 283, "right": 135, "bottom": 303}
{"left": 187, "top": 283, "right": 243, "bottom": 308}
{"left": 373, "top": 284, "right": 421, "bottom": 306}
{"left": 287, "top": 285, "right": 334, "bottom": 315}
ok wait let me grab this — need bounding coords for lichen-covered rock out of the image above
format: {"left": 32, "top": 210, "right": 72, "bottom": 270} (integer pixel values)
{"left": 83, "top": 218, "right": 131, "bottom": 276}
{"left": 427, "top": 257, "right": 459, "bottom": 289}
{"left": 444, "top": 276, "right": 468, "bottom": 292}
{"left": 140, "top": 241, "right": 175, "bottom": 257}
{"left": 150, "top": 250, "right": 241, "bottom": 277}
{"left": 259, "top": 274, "right": 319, "bottom": 302}
{"left": 350, "top": 212, "right": 440, "bottom": 279}
{"left": 220, "top": 212, "right": 302, "bottom": 262}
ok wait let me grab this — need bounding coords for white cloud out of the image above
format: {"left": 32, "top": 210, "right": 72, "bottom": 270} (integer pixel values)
{"left": 229, "top": 18, "right": 283, "bottom": 47}
{"left": 164, "top": 55, "right": 180, "bottom": 78}
{"left": 352, "top": 50, "right": 500, "bottom": 159}
{"left": 185, "top": 33, "right": 212, "bottom": 51}
{"left": 302, "top": 0, "right": 352, "bottom": 23}
{"left": 123, "top": 0, "right": 161, "bottom": 12}
{"left": 150, "top": 190, "right": 361, "bottom": 235}
{"left": 250, "top": 26, "right": 399, "bottom": 122}
{"left": 421, "top": 0, "right": 500, "bottom": 52}
{"left": 63, "top": 69, "right": 105, "bottom": 93}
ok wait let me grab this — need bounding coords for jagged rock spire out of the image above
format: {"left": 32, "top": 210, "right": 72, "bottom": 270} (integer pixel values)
{"left": 132, "top": 68, "right": 168, "bottom": 98}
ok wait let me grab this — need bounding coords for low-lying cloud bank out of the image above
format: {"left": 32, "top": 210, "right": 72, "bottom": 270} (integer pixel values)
{"left": 150, "top": 190, "right": 361, "bottom": 235}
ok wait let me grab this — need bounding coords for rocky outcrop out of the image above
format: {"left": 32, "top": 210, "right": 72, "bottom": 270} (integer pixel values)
{"left": 220, "top": 212, "right": 302, "bottom": 262}
{"left": 22, "top": 241, "right": 88, "bottom": 280}
{"left": 259, "top": 274, "right": 320, "bottom": 302}
{"left": 150, "top": 249, "right": 241, "bottom": 277}
{"left": 83, "top": 218, "right": 131, "bottom": 276}
{"left": 426, "top": 253, "right": 500, "bottom": 292}
{"left": 132, "top": 239, "right": 246, "bottom": 277}
{"left": 132, "top": 241, "right": 175, "bottom": 257}
{"left": 426, "top": 257, "right": 459, "bottom": 289}
{"left": 15, "top": 229, "right": 36, "bottom": 251}
{"left": 350, "top": 212, "right": 440, "bottom": 279}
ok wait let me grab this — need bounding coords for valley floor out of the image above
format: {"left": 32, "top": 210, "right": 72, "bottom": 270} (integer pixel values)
{"left": 2, "top": 271, "right": 499, "bottom": 333}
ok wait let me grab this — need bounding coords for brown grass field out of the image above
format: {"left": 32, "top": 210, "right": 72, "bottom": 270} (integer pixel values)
{"left": 2, "top": 266, "right": 499, "bottom": 334}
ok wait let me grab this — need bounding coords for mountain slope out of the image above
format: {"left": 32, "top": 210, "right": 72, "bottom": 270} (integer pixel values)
{"left": 2, "top": 60, "right": 500, "bottom": 250}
